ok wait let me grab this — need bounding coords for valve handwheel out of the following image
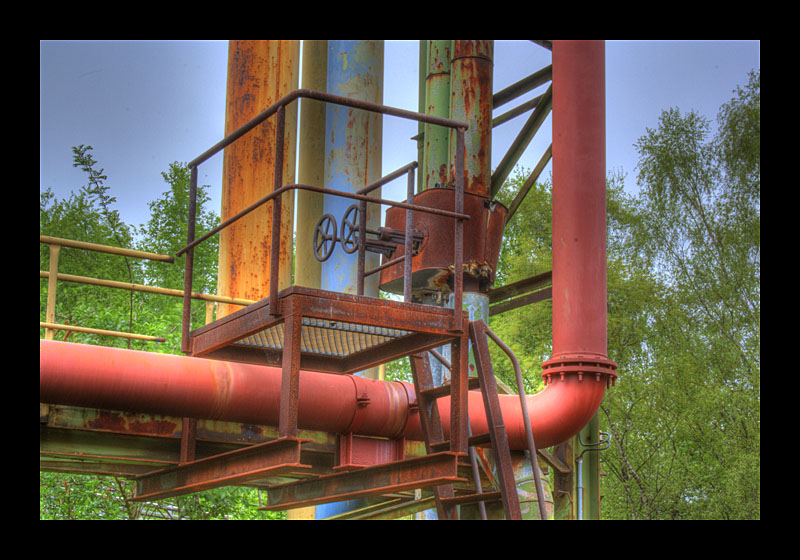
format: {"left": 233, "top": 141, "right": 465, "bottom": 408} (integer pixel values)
{"left": 340, "top": 204, "right": 361, "bottom": 254}
{"left": 313, "top": 214, "right": 338, "bottom": 262}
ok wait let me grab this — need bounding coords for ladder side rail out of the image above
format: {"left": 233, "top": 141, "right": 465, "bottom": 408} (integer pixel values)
{"left": 481, "top": 320, "right": 549, "bottom": 520}
{"left": 409, "top": 353, "right": 459, "bottom": 520}
{"left": 468, "top": 321, "right": 523, "bottom": 520}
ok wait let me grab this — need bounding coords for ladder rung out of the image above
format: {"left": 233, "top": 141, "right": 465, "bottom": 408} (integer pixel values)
{"left": 439, "top": 491, "right": 503, "bottom": 508}
{"left": 430, "top": 432, "right": 492, "bottom": 452}
{"left": 419, "top": 377, "right": 481, "bottom": 400}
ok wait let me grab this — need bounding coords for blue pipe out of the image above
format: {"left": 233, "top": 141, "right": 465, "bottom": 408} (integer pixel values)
{"left": 317, "top": 39, "right": 384, "bottom": 520}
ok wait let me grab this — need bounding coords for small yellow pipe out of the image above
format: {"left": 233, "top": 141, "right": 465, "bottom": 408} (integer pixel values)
{"left": 39, "top": 322, "right": 165, "bottom": 342}
{"left": 39, "top": 271, "right": 255, "bottom": 307}
{"left": 40, "top": 235, "right": 173, "bottom": 262}
{"left": 294, "top": 40, "right": 327, "bottom": 290}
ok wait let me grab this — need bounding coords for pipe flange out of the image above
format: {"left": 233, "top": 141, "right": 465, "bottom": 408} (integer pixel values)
{"left": 541, "top": 355, "right": 618, "bottom": 388}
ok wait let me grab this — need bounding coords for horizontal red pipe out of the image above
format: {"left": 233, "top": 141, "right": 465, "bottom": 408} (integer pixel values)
{"left": 40, "top": 339, "right": 605, "bottom": 450}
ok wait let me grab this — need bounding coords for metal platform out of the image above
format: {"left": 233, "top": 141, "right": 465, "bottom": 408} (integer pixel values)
{"left": 187, "top": 286, "right": 466, "bottom": 375}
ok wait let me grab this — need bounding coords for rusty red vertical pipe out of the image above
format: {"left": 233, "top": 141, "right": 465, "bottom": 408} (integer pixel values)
{"left": 546, "top": 40, "right": 613, "bottom": 372}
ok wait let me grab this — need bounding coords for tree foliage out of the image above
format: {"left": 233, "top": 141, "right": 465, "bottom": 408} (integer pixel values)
{"left": 40, "top": 148, "right": 285, "bottom": 519}
{"left": 598, "top": 70, "right": 759, "bottom": 520}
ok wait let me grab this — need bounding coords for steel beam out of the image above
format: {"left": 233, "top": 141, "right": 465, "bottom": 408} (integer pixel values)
{"left": 262, "top": 451, "right": 466, "bottom": 511}
{"left": 130, "top": 437, "right": 310, "bottom": 503}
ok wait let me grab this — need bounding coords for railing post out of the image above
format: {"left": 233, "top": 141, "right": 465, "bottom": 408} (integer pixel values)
{"left": 452, "top": 129, "right": 465, "bottom": 332}
{"left": 181, "top": 165, "right": 198, "bottom": 354}
{"left": 45, "top": 243, "right": 61, "bottom": 340}
{"left": 357, "top": 199, "right": 367, "bottom": 296}
{"left": 270, "top": 105, "right": 286, "bottom": 316}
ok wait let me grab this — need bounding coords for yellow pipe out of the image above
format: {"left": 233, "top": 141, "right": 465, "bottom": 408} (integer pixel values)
{"left": 40, "top": 235, "right": 173, "bottom": 262}
{"left": 39, "top": 322, "right": 165, "bottom": 342}
{"left": 289, "top": 39, "right": 327, "bottom": 522}
{"left": 294, "top": 40, "right": 327, "bottom": 290}
{"left": 45, "top": 244, "right": 60, "bottom": 340}
{"left": 39, "top": 271, "right": 255, "bottom": 307}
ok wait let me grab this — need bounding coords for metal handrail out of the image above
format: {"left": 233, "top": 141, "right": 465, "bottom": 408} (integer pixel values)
{"left": 179, "top": 89, "right": 470, "bottom": 353}
{"left": 39, "top": 236, "right": 173, "bottom": 343}
{"left": 175, "top": 177, "right": 468, "bottom": 259}
{"left": 482, "top": 321, "right": 549, "bottom": 520}
{"left": 187, "top": 89, "right": 467, "bottom": 169}
{"left": 40, "top": 235, "right": 174, "bottom": 263}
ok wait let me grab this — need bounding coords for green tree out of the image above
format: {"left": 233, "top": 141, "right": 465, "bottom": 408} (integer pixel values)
{"left": 135, "top": 161, "right": 220, "bottom": 353}
{"left": 487, "top": 71, "right": 759, "bottom": 520}
{"left": 40, "top": 145, "right": 144, "bottom": 348}
{"left": 600, "top": 70, "right": 760, "bottom": 520}
{"left": 489, "top": 169, "right": 553, "bottom": 394}
{"left": 41, "top": 149, "right": 286, "bottom": 520}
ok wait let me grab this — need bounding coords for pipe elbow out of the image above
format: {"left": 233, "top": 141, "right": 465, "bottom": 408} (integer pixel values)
{"left": 506, "top": 375, "right": 607, "bottom": 449}
{"left": 427, "top": 374, "right": 607, "bottom": 451}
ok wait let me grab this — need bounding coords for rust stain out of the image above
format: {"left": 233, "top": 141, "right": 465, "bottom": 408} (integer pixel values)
{"left": 86, "top": 410, "right": 179, "bottom": 436}
{"left": 218, "top": 41, "right": 298, "bottom": 317}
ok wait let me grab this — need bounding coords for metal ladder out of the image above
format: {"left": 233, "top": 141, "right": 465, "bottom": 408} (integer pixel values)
{"left": 407, "top": 319, "right": 545, "bottom": 520}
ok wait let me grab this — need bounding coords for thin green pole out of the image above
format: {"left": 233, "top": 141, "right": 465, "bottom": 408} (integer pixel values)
{"left": 578, "top": 413, "right": 602, "bottom": 520}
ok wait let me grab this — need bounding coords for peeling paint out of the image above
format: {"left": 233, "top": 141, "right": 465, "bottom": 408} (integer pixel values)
{"left": 218, "top": 40, "right": 299, "bottom": 318}
{"left": 449, "top": 40, "right": 493, "bottom": 198}
{"left": 322, "top": 41, "right": 384, "bottom": 297}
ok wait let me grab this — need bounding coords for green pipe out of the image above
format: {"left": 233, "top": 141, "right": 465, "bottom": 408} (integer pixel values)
{"left": 578, "top": 413, "right": 602, "bottom": 520}
{"left": 422, "top": 40, "right": 451, "bottom": 191}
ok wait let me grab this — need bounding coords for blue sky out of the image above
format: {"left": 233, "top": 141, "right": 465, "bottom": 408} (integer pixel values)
{"left": 40, "top": 40, "right": 759, "bottom": 231}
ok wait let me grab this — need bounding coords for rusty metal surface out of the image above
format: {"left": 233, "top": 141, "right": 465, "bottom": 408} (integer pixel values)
{"left": 406, "top": 353, "right": 457, "bottom": 518}
{"left": 423, "top": 40, "right": 452, "bottom": 191}
{"left": 262, "top": 451, "right": 466, "bottom": 511}
{"left": 548, "top": 40, "right": 617, "bottom": 386}
{"left": 477, "top": 320, "right": 548, "bottom": 520}
{"left": 218, "top": 40, "right": 299, "bottom": 319}
{"left": 42, "top": 337, "right": 609, "bottom": 451}
{"left": 469, "top": 321, "right": 522, "bottom": 519}
{"left": 279, "top": 313, "right": 302, "bottom": 437}
{"left": 323, "top": 40, "right": 384, "bottom": 302}
{"left": 188, "top": 286, "right": 464, "bottom": 372}
{"left": 380, "top": 188, "right": 507, "bottom": 295}
{"left": 334, "top": 433, "right": 405, "bottom": 471}
{"left": 130, "top": 436, "right": 310, "bottom": 503}
{"left": 188, "top": 89, "right": 467, "bottom": 170}
{"left": 449, "top": 40, "right": 493, "bottom": 198}
{"left": 179, "top": 88, "right": 469, "bottom": 352}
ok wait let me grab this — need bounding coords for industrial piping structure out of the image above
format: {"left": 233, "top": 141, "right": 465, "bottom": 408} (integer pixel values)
{"left": 40, "top": 40, "right": 616, "bottom": 519}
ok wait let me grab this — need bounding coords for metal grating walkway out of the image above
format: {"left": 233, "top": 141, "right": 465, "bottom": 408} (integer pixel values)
{"left": 234, "top": 319, "right": 412, "bottom": 358}
{"left": 188, "top": 286, "right": 463, "bottom": 375}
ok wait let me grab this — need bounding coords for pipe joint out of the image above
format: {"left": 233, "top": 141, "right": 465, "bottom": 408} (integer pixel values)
{"left": 541, "top": 355, "right": 617, "bottom": 388}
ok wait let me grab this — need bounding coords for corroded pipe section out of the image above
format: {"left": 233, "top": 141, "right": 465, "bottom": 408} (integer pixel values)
{"left": 545, "top": 40, "right": 616, "bottom": 378}
{"left": 423, "top": 40, "right": 451, "bottom": 191}
{"left": 40, "top": 339, "right": 607, "bottom": 450}
{"left": 218, "top": 40, "right": 299, "bottom": 318}
{"left": 449, "top": 40, "right": 493, "bottom": 198}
